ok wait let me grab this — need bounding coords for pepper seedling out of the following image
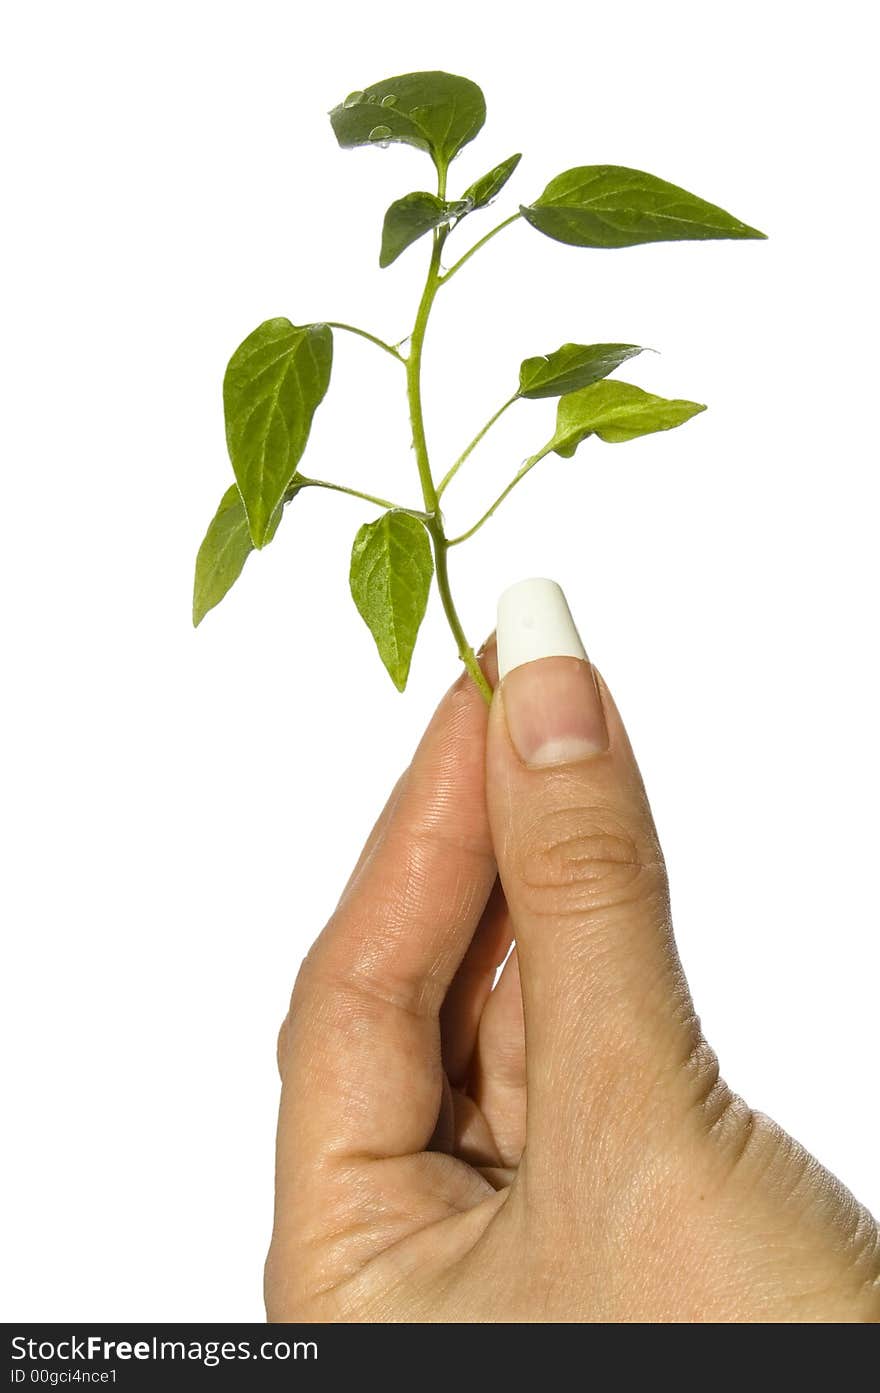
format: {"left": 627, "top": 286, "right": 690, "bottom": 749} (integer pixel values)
{"left": 193, "top": 70, "right": 765, "bottom": 702}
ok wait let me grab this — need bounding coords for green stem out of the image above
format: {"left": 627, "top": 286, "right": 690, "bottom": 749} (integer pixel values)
{"left": 325, "top": 321, "right": 404, "bottom": 363}
{"left": 447, "top": 445, "right": 554, "bottom": 546}
{"left": 436, "top": 394, "right": 519, "bottom": 498}
{"left": 429, "top": 519, "right": 492, "bottom": 703}
{"left": 407, "top": 232, "right": 446, "bottom": 514}
{"left": 297, "top": 476, "right": 411, "bottom": 513}
{"left": 401, "top": 166, "right": 491, "bottom": 701}
{"left": 439, "top": 212, "right": 521, "bottom": 285}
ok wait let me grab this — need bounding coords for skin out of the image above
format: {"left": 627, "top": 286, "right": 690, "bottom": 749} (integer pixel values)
{"left": 266, "top": 642, "right": 880, "bottom": 1323}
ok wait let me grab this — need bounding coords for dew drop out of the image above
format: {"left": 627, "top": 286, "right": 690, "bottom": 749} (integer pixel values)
{"left": 369, "top": 124, "right": 392, "bottom": 144}
{"left": 445, "top": 197, "right": 473, "bottom": 224}
{"left": 343, "top": 90, "right": 363, "bottom": 108}
{"left": 380, "top": 93, "right": 398, "bottom": 107}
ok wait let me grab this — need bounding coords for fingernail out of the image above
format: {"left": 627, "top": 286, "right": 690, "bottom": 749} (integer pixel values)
{"left": 496, "top": 578, "right": 608, "bottom": 766}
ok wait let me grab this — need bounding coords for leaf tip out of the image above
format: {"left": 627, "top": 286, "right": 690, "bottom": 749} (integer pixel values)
{"left": 248, "top": 512, "right": 270, "bottom": 550}
{"left": 192, "top": 587, "right": 213, "bottom": 628}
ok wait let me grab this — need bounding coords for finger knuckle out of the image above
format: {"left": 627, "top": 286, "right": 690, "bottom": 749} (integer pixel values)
{"left": 514, "top": 803, "right": 665, "bottom": 921}
{"left": 275, "top": 1013, "right": 291, "bottom": 1077}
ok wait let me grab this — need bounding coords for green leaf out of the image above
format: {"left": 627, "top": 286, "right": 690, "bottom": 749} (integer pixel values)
{"left": 380, "top": 191, "right": 469, "bottom": 268}
{"left": 349, "top": 511, "right": 434, "bottom": 691}
{"left": 192, "top": 481, "right": 302, "bottom": 627}
{"left": 551, "top": 380, "right": 706, "bottom": 457}
{"left": 330, "top": 71, "right": 485, "bottom": 171}
{"left": 521, "top": 166, "right": 766, "bottom": 248}
{"left": 519, "top": 343, "right": 645, "bottom": 399}
{"left": 223, "top": 319, "right": 332, "bottom": 548}
{"left": 462, "top": 153, "right": 522, "bottom": 210}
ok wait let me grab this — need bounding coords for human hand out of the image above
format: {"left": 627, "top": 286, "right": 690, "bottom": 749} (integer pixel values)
{"left": 266, "top": 579, "right": 880, "bottom": 1323}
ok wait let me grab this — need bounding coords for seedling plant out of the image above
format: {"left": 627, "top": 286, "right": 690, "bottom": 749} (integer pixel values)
{"left": 193, "top": 71, "right": 764, "bottom": 702}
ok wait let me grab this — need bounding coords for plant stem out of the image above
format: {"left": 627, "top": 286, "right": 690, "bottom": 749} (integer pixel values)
{"left": 325, "top": 321, "right": 405, "bottom": 363}
{"left": 436, "top": 394, "right": 519, "bottom": 498}
{"left": 439, "top": 212, "right": 521, "bottom": 284}
{"left": 402, "top": 173, "right": 491, "bottom": 702}
{"left": 406, "top": 234, "right": 445, "bottom": 514}
{"left": 297, "top": 476, "right": 408, "bottom": 513}
{"left": 447, "top": 444, "right": 554, "bottom": 546}
{"left": 429, "top": 519, "right": 492, "bottom": 703}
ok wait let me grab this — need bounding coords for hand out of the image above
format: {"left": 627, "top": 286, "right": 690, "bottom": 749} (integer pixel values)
{"left": 266, "top": 579, "right": 880, "bottom": 1323}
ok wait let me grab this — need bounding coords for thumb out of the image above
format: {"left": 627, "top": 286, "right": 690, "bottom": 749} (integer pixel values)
{"left": 486, "top": 579, "right": 697, "bottom": 1160}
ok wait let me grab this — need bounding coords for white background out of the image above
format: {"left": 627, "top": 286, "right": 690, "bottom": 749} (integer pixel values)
{"left": 2, "top": 0, "right": 878, "bottom": 1320}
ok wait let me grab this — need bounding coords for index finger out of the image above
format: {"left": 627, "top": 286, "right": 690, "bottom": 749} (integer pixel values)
{"left": 276, "top": 656, "right": 496, "bottom": 1174}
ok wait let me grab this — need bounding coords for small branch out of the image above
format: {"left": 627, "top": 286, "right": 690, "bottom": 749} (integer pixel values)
{"left": 446, "top": 444, "right": 554, "bottom": 546}
{"left": 439, "top": 212, "right": 522, "bottom": 285}
{"left": 297, "top": 476, "right": 416, "bottom": 514}
{"left": 324, "top": 321, "right": 405, "bottom": 363}
{"left": 436, "top": 394, "right": 519, "bottom": 498}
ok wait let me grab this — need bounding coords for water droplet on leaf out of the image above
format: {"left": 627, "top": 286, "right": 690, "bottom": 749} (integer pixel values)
{"left": 343, "top": 91, "right": 363, "bottom": 108}
{"left": 369, "top": 124, "right": 392, "bottom": 144}
{"left": 443, "top": 198, "right": 473, "bottom": 226}
{"left": 380, "top": 93, "right": 398, "bottom": 107}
